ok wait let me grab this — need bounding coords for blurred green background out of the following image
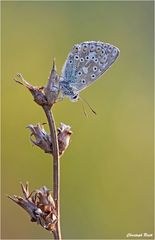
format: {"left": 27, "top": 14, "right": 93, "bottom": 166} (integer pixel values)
{"left": 1, "top": 1, "right": 154, "bottom": 239}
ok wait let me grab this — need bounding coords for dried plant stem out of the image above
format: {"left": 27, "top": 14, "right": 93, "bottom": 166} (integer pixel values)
{"left": 43, "top": 105, "right": 62, "bottom": 240}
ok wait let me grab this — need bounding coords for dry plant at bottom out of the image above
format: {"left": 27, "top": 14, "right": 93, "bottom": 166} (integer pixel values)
{"left": 8, "top": 61, "right": 69, "bottom": 239}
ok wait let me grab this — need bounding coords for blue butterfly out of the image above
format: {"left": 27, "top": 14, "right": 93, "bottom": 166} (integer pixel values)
{"left": 59, "top": 41, "right": 120, "bottom": 101}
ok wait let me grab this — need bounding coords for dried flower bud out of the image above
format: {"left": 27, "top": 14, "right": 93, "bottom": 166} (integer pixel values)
{"left": 27, "top": 123, "right": 72, "bottom": 156}
{"left": 14, "top": 73, "right": 48, "bottom": 106}
{"left": 58, "top": 123, "right": 72, "bottom": 155}
{"left": 36, "top": 186, "right": 55, "bottom": 208}
{"left": 27, "top": 123, "right": 52, "bottom": 153}
{"left": 8, "top": 183, "right": 57, "bottom": 232}
{"left": 14, "top": 60, "right": 60, "bottom": 108}
{"left": 44, "top": 59, "right": 60, "bottom": 106}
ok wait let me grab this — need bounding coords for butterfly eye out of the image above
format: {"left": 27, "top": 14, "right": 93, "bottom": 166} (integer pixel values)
{"left": 93, "top": 66, "right": 98, "bottom": 72}
{"left": 81, "top": 79, "right": 86, "bottom": 84}
{"left": 91, "top": 74, "right": 96, "bottom": 79}
{"left": 78, "top": 71, "right": 82, "bottom": 76}
{"left": 71, "top": 94, "right": 79, "bottom": 102}
{"left": 80, "top": 58, "right": 84, "bottom": 62}
{"left": 74, "top": 55, "right": 79, "bottom": 60}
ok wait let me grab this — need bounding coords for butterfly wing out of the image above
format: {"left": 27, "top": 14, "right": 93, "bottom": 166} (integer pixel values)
{"left": 61, "top": 41, "right": 120, "bottom": 97}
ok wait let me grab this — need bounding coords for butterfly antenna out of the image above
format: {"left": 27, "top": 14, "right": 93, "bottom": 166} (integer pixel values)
{"left": 81, "top": 100, "right": 88, "bottom": 118}
{"left": 79, "top": 96, "right": 97, "bottom": 115}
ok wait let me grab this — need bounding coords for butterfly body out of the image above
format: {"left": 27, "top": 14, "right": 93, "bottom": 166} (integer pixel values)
{"left": 59, "top": 41, "right": 120, "bottom": 101}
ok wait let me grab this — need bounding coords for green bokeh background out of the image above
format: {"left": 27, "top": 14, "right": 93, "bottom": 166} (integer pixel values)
{"left": 1, "top": 1, "right": 154, "bottom": 239}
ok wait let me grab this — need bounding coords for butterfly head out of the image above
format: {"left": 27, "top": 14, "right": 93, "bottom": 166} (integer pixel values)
{"left": 70, "top": 93, "right": 79, "bottom": 102}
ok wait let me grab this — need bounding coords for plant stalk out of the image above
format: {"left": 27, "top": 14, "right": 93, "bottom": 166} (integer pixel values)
{"left": 43, "top": 105, "right": 62, "bottom": 240}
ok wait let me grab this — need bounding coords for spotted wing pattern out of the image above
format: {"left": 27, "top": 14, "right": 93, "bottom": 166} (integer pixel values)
{"left": 60, "top": 41, "right": 120, "bottom": 101}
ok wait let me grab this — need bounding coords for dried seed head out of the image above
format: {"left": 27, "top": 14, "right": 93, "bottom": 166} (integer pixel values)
{"left": 27, "top": 122, "right": 72, "bottom": 156}
{"left": 8, "top": 183, "right": 57, "bottom": 232}
{"left": 57, "top": 123, "right": 72, "bottom": 155}
{"left": 44, "top": 59, "right": 60, "bottom": 106}
{"left": 14, "top": 60, "right": 61, "bottom": 109}
{"left": 27, "top": 123, "right": 52, "bottom": 153}
{"left": 14, "top": 73, "right": 48, "bottom": 106}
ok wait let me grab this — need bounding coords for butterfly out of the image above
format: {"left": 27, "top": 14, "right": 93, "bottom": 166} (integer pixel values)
{"left": 59, "top": 41, "right": 120, "bottom": 101}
